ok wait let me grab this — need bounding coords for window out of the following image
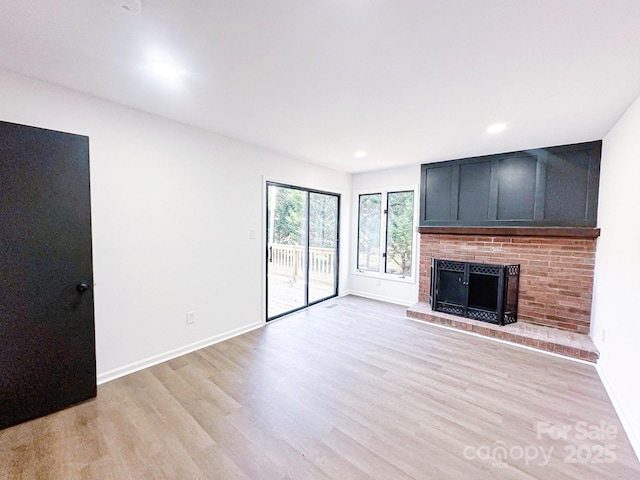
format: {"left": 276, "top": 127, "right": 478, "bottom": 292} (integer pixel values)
{"left": 385, "top": 191, "right": 414, "bottom": 276}
{"left": 356, "top": 189, "right": 415, "bottom": 278}
{"left": 357, "top": 193, "right": 381, "bottom": 272}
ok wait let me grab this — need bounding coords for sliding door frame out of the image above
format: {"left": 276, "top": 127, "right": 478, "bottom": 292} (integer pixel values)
{"left": 265, "top": 181, "right": 340, "bottom": 321}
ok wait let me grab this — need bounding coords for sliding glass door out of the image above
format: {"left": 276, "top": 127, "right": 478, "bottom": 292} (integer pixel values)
{"left": 266, "top": 185, "right": 308, "bottom": 318}
{"left": 308, "top": 192, "right": 339, "bottom": 304}
{"left": 266, "top": 183, "right": 339, "bottom": 320}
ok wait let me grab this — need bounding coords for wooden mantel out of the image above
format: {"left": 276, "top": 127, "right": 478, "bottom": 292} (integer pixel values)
{"left": 417, "top": 226, "right": 601, "bottom": 238}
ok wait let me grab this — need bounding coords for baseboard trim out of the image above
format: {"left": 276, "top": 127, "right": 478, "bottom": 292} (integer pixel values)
{"left": 596, "top": 364, "right": 640, "bottom": 462}
{"left": 96, "top": 321, "right": 264, "bottom": 385}
{"left": 342, "top": 290, "right": 415, "bottom": 307}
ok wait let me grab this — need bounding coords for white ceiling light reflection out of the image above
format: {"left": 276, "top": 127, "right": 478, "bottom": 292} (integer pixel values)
{"left": 486, "top": 123, "right": 507, "bottom": 134}
{"left": 148, "top": 61, "right": 181, "bottom": 79}
{"left": 144, "top": 59, "right": 187, "bottom": 88}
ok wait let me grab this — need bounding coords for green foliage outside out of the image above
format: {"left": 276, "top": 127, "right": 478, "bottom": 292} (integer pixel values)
{"left": 357, "top": 194, "right": 381, "bottom": 271}
{"left": 386, "top": 191, "right": 414, "bottom": 275}
{"left": 269, "top": 187, "right": 337, "bottom": 248}
{"left": 358, "top": 191, "right": 414, "bottom": 275}
{"left": 269, "top": 186, "right": 413, "bottom": 276}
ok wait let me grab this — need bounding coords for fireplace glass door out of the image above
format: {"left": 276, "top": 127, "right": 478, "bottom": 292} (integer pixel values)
{"left": 430, "top": 259, "right": 519, "bottom": 325}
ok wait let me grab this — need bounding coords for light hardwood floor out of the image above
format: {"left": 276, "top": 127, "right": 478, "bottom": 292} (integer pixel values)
{"left": 1, "top": 296, "right": 639, "bottom": 479}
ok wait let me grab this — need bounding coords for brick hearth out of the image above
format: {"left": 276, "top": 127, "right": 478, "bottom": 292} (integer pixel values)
{"left": 418, "top": 232, "right": 597, "bottom": 334}
{"left": 407, "top": 301, "right": 599, "bottom": 362}
{"left": 407, "top": 227, "right": 600, "bottom": 361}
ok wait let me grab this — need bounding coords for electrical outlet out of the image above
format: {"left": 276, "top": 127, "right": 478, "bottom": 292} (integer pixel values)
{"left": 601, "top": 329, "right": 606, "bottom": 343}
{"left": 186, "top": 311, "right": 196, "bottom": 325}
{"left": 249, "top": 229, "right": 257, "bottom": 240}
{"left": 375, "top": 279, "right": 381, "bottom": 286}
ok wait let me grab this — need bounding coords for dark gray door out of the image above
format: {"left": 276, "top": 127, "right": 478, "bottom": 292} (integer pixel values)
{"left": 0, "top": 121, "right": 96, "bottom": 430}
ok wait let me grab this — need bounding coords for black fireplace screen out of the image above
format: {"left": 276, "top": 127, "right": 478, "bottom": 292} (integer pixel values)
{"left": 430, "top": 259, "right": 520, "bottom": 325}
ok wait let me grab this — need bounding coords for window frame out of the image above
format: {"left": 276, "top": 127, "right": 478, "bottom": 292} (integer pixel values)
{"left": 353, "top": 186, "right": 418, "bottom": 283}
{"left": 384, "top": 190, "right": 415, "bottom": 277}
{"left": 356, "top": 192, "right": 382, "bottom": 274}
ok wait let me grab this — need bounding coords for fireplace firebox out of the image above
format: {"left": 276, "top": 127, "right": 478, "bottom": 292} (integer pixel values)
{"left": 430, "top": 259, "right": 520, "bottom": 325}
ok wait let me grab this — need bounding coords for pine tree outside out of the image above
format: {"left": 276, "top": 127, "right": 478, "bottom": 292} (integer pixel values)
{"left": 385, "top": 191, "right": 414, "bottom": 276}
{"left": 356, "top": 190, "right": 414, "bottom": 277}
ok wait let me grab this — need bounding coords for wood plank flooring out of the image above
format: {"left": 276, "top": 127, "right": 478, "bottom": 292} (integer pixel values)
{"left": 1, "top": 295, "right": 639, "bottom": 479}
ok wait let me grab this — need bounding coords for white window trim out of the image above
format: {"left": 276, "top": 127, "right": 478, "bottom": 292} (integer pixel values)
{"left": 352, "top": 185, "right": 419, "bottom": 283}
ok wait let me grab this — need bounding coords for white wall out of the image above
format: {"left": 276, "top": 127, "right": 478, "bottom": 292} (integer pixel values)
{"left": 0, "top": 68, "right": 351, "bottom": 383}
{"left": 591, "top": 92, "right": 640, "bottom": 457}
{"left": 348, "top": 164, "right": 421, "bottom": 305}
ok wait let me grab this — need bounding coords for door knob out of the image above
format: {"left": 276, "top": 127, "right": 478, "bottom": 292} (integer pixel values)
{"left": 76, "top": 283, "right": 90, "bottom": 293}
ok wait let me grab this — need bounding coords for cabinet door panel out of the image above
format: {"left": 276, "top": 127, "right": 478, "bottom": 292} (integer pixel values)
{"left": 497, "top": 155, "right": 537, "bottom": 220}
{"left": 424, "top": 165, "right": 454, "bottom": 221}
{"left": 458, "top": 161, "right": 491, "bottom": 221}
{"left": 545, "top": 150, "right": 590, "bottom": 222}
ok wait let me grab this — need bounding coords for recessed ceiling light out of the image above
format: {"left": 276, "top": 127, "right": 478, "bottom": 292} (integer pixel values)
{"left": 147, "top": 61, "right": 182, "bottom": 80}
{"left": 487, "top": 123, "right": 507, "bottom": 134}
{"left": 143, "top": 57, "right": 187, "bottom": 88}
{"left": 354, "top": 151, "right": 367, "bottom": 158}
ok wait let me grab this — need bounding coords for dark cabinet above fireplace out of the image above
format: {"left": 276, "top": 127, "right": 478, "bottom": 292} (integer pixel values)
{"left": 430, "top": 259, "right": 520, "bottom": 326}
{"left": 419, "top": 141, "right": 601, "bottom": 228}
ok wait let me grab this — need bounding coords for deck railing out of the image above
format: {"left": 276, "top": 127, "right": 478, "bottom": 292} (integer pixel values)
{"left": 269, "top": 244, "right": 335, "bottom": 284}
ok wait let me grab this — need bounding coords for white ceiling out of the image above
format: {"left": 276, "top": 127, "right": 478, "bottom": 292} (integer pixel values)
{"left": 1, "top": 1, "right": 640, "bottom": 173}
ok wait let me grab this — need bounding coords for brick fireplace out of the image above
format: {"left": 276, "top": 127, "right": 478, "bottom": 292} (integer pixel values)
{"left": 407, "top": 227, "right": 600, "bottom": 361}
